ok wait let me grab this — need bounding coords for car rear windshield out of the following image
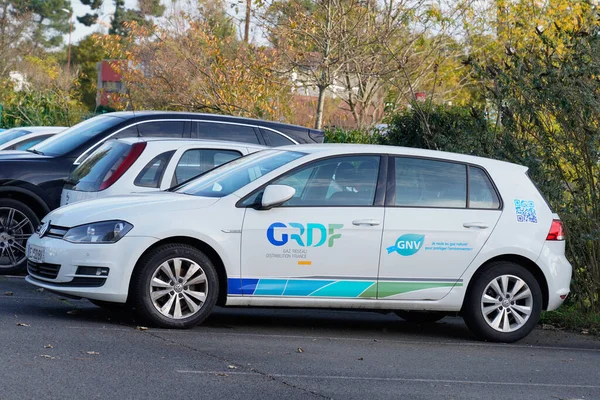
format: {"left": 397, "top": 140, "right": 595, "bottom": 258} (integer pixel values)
{"left": 31, "top": 115, "right": 122, "bottom": 157}
{"left": 0, "top": 129, "right": 30, "bottom": 145}
{"left": 68, "top": 141, "right": 134, "bottom": 192}
{"left": 176, "top": 150, "right": 305, "bottom": 198}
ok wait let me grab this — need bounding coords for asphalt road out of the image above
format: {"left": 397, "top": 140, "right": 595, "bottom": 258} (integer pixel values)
{"left": 1, "top": 276, "right": 599, "bottom": 400}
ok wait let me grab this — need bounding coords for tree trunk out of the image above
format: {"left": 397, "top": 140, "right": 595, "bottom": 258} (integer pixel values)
{"left": 315, "top": 86, "right": 326, "bottom": 130}
{"left": 244, "top": 0, "right": 251, "bottom": 43}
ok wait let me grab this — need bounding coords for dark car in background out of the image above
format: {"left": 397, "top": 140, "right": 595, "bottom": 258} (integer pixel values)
{"left": 0, "top": 111, "right": 323, "bottom": 274}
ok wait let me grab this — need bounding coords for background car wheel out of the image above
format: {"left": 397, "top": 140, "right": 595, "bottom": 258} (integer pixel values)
{"left": 0, "top": 199, "right": 39, "bottom": 275}
{"left": 463, "top": 261, "right": 542, "bottom": 343}
{"left": 395, "top": 310, "right": 446, "bottom": 323}
{"left": 130, "top": 244, "right": 219, "bottom": 329}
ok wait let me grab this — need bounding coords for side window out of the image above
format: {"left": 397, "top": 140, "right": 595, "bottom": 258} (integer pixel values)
{"left": 469, "top": 166, "right": 500, "bottom": 209}
{"left": 112, "top": 126, "right": 140, "bottom": 139}
{"left": 137, "top": 121, "right": 185, "bottom": 137}
{"left": 134, "top": 151, "right": 175, "bottom": 188}
{"left": 394, "top": 158, "right": 466, "bottom": 208}
{"left": 261, "top": 129, "right": 295, "bottom": 146}
{"left": 192, "top": 122, "right": 260, "bottom": 144}
{"left": 271, "top": 155, "right": 380, "bottom": 207}
{"left": 174, "top": 149, "right": 242, "bottom": 185}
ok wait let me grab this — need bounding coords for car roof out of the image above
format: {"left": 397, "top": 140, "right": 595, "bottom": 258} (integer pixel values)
{"left": 113, "top": 137, "right": 267, "bottom": 150}
{"left": 2, "top": 126, "right": 66, "bottom": 133}
{"left": 280, "top": 143, "right": 528, "bottom": 171}
{"left": 104, "top": 111, "right": 315, "bottom": 131}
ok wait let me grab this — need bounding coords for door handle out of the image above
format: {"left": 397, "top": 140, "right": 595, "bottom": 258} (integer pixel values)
{"left": 463, "top": 222, "right": 489, "bottom": 229}
{"left": 352, "top": 219, "right": 381, "bottom": 226}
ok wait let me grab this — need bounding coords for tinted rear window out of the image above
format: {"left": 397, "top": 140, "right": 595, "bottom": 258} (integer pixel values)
{"left": 0, "top": 129, "right": 30, "bottom": 145}
{"left": 192, "top": 122, "right": 259, "bottom": 144}
{"left": 32, "top": 115, "right": 122, "bottom": 156}
{"left": 69, "top": 141, "right": 133, "bottom": 192}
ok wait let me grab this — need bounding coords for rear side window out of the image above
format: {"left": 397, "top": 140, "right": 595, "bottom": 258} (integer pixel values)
{"left": 261, "top": 129, "right": 295, "bottom": 146}
{"left": 137, "top": 121, "right": 185, "bottom": 137}
{"left": 394, "top": 158, "right": 467, "bottom": 208}
{"left": 173, "top": 149, "right": 242, "bottom": 185}
{"left": 468, "top": 166, "right": 500, "bottom": 209}
{"left": 69, "top": 141, "right": 134, "bottom": 192}
{"left": 134, "top": 151, "right": 175, "bottom": 188}
{"left": 192, "top": 122, "right": 259, "bottom": 144}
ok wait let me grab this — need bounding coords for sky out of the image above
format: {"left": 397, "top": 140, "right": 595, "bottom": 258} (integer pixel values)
{"left": 67, "top": 0, "right": 138, "bottom": 44}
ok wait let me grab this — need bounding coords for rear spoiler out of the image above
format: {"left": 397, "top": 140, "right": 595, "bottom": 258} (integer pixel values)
{"left": 308, "top": 129, "right": 324, "bottom": 143}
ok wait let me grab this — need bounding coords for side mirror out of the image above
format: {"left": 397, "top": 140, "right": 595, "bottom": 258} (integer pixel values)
{"left": 259, "top": 185, "right": 296, "bottom": 210}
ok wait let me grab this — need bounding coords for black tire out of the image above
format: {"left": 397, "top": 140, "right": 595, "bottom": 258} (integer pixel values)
{"left": 130, "top": 244, "right": 219, "bottom": 329}
{"left": 0, "top": 198, "right": 40, "bottom": 275}
{"left": 463, "top": 261, "right": 542, "bottom": 343}
{"left": 395, "top": 311, "right": 446, "bottom": 323}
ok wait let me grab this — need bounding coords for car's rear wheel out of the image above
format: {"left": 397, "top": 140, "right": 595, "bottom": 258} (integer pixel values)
{"left": 395, "top": 310, "right": 446, "bottom": 323}
{"left": 130, "top": 244, "right": 218, "bottom": 328}
{"left": 463, "top": 261, "right": 542, "bottom": 342}
{"left": 0, "top": 199, "right": 39, "bottom": 275}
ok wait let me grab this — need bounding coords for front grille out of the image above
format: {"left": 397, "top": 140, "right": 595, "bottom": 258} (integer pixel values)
{"left": 64, "top": 277, "right": 106, "bottom": 287}
{"left": 46, "top": 225, "right": 69, "bottom": 239}
{"left": 28, "top": 261, "right": 61, "bottom": 279}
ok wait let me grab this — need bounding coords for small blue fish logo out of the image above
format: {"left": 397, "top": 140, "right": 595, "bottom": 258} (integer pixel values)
{"left": 387, "top": 234, "right": 425, "bottom": 256}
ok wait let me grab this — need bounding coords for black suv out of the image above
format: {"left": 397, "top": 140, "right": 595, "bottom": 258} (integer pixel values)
{"left": 0, "top": 111, "right": 323, "bottom": 273}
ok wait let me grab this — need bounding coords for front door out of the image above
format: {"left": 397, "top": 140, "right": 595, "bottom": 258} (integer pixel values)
{"left": 378, "top": 157, "right": 502, "bottom": 300}
{"left": 240, "top": 155, "right": 385, "bottom": 300}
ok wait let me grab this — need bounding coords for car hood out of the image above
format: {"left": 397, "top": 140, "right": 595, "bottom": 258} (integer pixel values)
{"left": 45, "top": 192, "right": 220, "bottom": 227}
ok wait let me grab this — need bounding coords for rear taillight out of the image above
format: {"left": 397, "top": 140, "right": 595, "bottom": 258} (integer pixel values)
{"left": 546, "top": 219, "right": 565, "bottom": 241}
{"left": 99, "top": 142, "right": 146, "bottom": 190}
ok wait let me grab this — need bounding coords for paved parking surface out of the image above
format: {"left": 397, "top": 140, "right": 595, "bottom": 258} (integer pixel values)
{"left": 1, "top": 276, "right": 599, "bottom": 400}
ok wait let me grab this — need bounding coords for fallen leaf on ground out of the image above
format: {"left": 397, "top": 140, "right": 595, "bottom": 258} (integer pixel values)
{"left": 582, "top": 329, "right": 589, "bottom": 335}
{"left": 136, "top": 326, "right": 148, "bottom": 331}
{"left": 227, "top": 365, "right": 237, "bottom": 369}
{"left": 216, "top": 373, "right": 229, "bottom": 377}
{"left": 4, "top": 291, "right": 13, "bottom": 296}
{"left": 44, "top": 344, "right": 53, "bottom": 349}
{"left": 541, "top": 324, "right": 556, "bottom": 330}
{"left": 16, "top": 322, "right": 30, "bottom": 327}
{"left": 86, "top": 351, "right": 100, "bottom": 355}
{"left": 66, "top": 310, "right": 80, "bottom": 315}
{"left": 39, "top": 355, "right": 55, "bottom": 359}
{"left": 358, "top": 357, "right": 364, "bottom": 361}
{"left": 35, "top": 288, "right": 44, "bottom": 292}
{"left": 297, "top": 347, "right": 303, "bottom": 353}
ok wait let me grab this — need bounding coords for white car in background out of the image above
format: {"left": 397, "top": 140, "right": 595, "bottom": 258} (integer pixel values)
{"left": 27, "top": 144, "right": 571, "bottom": 342}
{"left": 60, "top": 138, "right": 266, "bottom": 206}
{"left": 0, "top": 126, "right": 66, "bottom": 151}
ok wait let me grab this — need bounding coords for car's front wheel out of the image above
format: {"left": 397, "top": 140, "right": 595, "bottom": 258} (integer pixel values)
{"left": 0, "top": 199, "right": 39, "bottom": 275}
{"left": 463, "top": 261, "right": 542, "bottom": 342}
{"left": 130, "top": 244, "right": 218, "bottom": 328}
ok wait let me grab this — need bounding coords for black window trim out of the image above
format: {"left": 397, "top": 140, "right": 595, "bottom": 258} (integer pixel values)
{"left": 134, "top": 150, "right": 176, "bottom": 188}
{"left": 236, "top": 153, "right": 389, "bottom": 209}
{"left": 171, "top": 147, "right": 244, "bottom": 187}
{"left": 386, "top": 155, "right": 503, "bottom": 211}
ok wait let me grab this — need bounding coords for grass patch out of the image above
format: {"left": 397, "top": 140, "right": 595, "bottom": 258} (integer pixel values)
{"left": 540, "top": 307, "right": 600, "bottom": 335}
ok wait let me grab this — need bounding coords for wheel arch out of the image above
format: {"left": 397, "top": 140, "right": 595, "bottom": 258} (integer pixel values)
{"left": 463, "top": 254, "right": 549, "bottom": 311}
{"left": 129, "top": 236, "right": 228, "bottom": 306}
{"left": 0, "top": 185, "right": 51, "bottom": 219}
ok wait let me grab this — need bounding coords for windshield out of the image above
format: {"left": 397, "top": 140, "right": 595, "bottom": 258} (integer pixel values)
{"left": 0, "top": 129, "right": 30, "bottom": 145}
{"left": 30, "top": 115, "right": 123, "bottom": 156}
{"left": 177, "top": 150, "right": 305, "bottom": 198}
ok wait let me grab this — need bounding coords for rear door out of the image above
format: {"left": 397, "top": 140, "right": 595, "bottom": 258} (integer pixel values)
{"left": 377, "top": 157, "right": 502, "bottom": 300}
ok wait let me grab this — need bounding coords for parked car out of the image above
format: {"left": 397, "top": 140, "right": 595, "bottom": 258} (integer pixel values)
{"left": 61, "top": 138, "right": 266, "bottom": 206}
{"left": 0, "top": 111, "right": 322, "bottom": 274}
{"left": 26, "top": 144, "right": 571, "bottom": 342}
{"left": 0, "top": 126, "right": 65, "bottom": 151}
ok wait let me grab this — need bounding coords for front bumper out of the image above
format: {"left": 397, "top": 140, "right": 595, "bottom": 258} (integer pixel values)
{"left": 536, "top": 241, "right": 572, "bottom": 311}
{"left": 25, "top": 233, "right": 158, "bottom": 303}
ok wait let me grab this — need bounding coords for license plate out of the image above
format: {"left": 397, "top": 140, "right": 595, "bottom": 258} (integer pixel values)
{"left": 28, "top": 244, "right": 45, "bottom": 263}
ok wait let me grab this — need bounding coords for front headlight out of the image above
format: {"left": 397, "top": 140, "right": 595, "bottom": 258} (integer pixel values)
{"left": 63, "top": 221, "right": 133, "bottom": 244}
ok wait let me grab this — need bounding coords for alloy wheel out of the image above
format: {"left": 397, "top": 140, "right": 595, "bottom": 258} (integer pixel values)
{"left": 0, "top": 207, "right": 34, "bottom": 270}
{"left": 149, "top": 257, "right": 208, "bottom": 320}
{"left": 480, "top": 274, "right": 533, "bottom": 333}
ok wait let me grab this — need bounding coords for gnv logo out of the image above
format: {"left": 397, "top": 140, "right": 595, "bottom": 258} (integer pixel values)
{"left": 387, "top": 234, "right": 425, "bottom": 256}
{"left": 267, "top": 222, "right": 343, "bottom": 247}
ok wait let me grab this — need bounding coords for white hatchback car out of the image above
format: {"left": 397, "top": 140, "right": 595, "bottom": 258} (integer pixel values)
{"left": 60, "top": 138, "right": 266, "bottom": 206}
{"left": 26, "top": 144, "right": 571, "bottom": 342}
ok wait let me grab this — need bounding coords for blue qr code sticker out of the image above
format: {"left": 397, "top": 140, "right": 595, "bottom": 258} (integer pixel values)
{"left": 514, "top": 199, "right": 538, "bottom": 223}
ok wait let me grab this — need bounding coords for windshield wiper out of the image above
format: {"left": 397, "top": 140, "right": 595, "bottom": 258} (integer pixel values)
{"left": 27, "top": 149, "right": 45, "bottom": 156}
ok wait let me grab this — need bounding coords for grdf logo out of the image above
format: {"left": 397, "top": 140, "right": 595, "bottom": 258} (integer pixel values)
{"left": 387, "top": 234, "right": 425, "bottom": 256}
{"left": 267, "top": 222, "right": 343, "bottom": 248}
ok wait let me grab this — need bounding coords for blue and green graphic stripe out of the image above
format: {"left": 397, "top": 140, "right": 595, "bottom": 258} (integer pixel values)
{"left": 228, "top": 278, "right": 462, "bottom": 298}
